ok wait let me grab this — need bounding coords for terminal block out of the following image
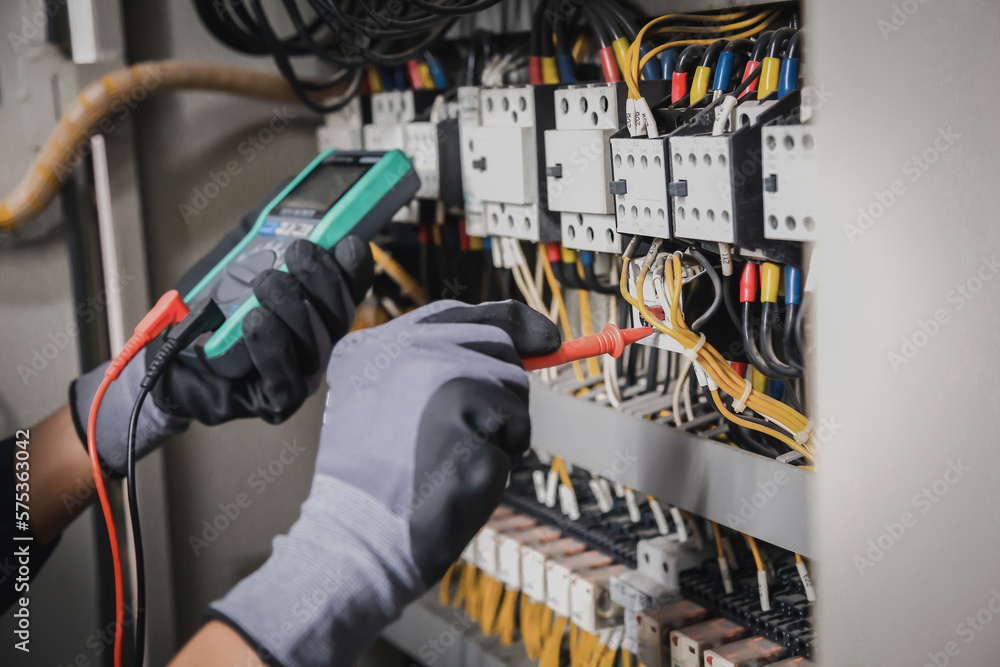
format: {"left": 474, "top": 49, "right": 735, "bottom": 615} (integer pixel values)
{"left": 670, "top": 617, "right": 747, "bottom": 667}
{"left": 703, "top": 635, "right": 786, "bottom": 666}
{"left": 761, "top": 125, "right": 817, "bottom": 242}
{"left": 636, "top": 599, "right": 709, "bottom": 667}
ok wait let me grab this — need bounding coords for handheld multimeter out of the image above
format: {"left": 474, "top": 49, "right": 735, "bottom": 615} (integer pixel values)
{"left": 180, "top": 148, "right": 420, "bottom": 378}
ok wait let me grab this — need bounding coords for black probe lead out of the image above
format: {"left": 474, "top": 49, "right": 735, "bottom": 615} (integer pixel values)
{"left": 127, "top": 301, "right": 225, "bottom": 667}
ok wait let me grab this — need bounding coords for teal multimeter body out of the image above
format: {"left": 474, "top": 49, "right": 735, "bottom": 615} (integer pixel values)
{"left": 180, "top": 148, "right": 420, "bottom": 378}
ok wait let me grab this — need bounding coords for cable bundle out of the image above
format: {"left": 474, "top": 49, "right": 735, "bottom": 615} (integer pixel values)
{"left": 193, "top": 0, "right": 502, "bottom": 111}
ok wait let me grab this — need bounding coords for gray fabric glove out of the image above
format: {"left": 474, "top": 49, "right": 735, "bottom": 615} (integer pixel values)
{"left": 208, "top": 300, "right": 561, "bottom": 667}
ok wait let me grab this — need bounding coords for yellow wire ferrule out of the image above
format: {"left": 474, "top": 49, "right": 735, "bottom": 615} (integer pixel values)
{"left": 560, "top": 246, "right": 577, "bottom": 265}
{"left": 417, "top": 63, "right": 435, "bottom": 90}
{"left": 760, "top": 262, "right": 781, "bottom": 303}
{"left": 611, "top": 37, "right": 631, "bottom": 77}
{"left": 690, "top": 65, "right": 712, "bottom": 104}
{"left": 757, "top": 56, "right": 781, "bottom": 99}
{"left": 541, "top": 56, "right": 560, "bottom": 84}
{"left": 366, "top": 65, "right": 384, "bottom": 93}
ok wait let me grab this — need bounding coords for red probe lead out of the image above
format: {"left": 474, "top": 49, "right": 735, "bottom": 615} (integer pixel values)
{"left": 523, "top": 323, "right": 653, "bottom": 371}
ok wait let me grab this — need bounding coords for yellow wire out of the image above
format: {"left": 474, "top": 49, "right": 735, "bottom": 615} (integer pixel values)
{"left": 551, "top": 457, "right": 574, "bottom": 488}
{"left": 498, "top": 588, "right": 518, "bottom": 645}
{"left": 542, "top": 253, "right": 586, "bottom": 381}
{"left": 626, "top": 11, "right": 779, "bottom": 99}
{"left": 540, "top": 616, "right": 569, "bottom": 667}
{"left": 623, "top": 10, "right": 751, "bottom": 98}
{"left": 370, "top": 242, "right": 426, "bottom": 306}
{"left": 621, "top": 251, "right": 814, "bottom": 461}
{"left": 745, "top": 534, "right": 764, "bottom": 572}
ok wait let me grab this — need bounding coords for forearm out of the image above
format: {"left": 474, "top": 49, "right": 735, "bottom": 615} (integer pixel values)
{"left": 24, "top": 404, "right": 97, "bottom": 544}
{"left": 170, "top": 621, "right": 267, "bottom": 667}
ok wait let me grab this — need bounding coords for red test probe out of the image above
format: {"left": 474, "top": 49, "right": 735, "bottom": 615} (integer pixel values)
{"left": 523, "top": 323, "right": 653, "bottom": 371}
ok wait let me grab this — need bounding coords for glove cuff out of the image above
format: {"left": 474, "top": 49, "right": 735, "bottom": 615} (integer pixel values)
{"left": 70, "top": 348, "right": 191, "bottom": 477}
{"left": 209, "top": 475, "right": 424, "bottom": 667}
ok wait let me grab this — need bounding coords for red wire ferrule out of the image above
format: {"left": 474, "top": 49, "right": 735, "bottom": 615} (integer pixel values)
{"left": 731, "top": 361, "right": 749, "bottom": 378}
{"left": 407, "top": 60, "right": 424, "bottom": 89}
{"left": 529, "top": 56, "right": 544, "bottom": 85}
{"left": 598, "top": 48, "right": 621, "bottom": 83}
{"left": 545, "top": 242, "right": 562, "bottom": 264}
{"left": 741, "top": 61, "right": 761, "bottom": 98}
{"left": 671, "top": 71, "right": 689, "bottom": 103}
{"left": 739, "top": 263, "right": 759, "bottom": 303}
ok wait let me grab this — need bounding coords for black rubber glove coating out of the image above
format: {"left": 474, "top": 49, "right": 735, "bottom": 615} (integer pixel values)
{"left": 150, "top": 236, "right": 373, "bottom": 425}
{"left": 407, "top": 301, "right": 560, "bottom": 583}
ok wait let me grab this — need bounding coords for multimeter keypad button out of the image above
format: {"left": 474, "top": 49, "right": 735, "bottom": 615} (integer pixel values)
{"left": 214, "top": 250, "right": 278, "bottom": 303}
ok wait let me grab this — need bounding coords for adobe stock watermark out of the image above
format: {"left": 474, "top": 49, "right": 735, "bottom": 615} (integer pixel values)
{"left": 922, "top": 586, "right": 1000, "bottom": 667}
{"left": 842, "top": 126, "right": 960, "bottom": 243}
{"left": 723, "top": 416, "right": 841, "bottom": 529}
{"left": 877, "top": 0, "right": 936, "bottom": 41}
{"left": 414, "top": 608, "right": 476, "bottom": 665}
{"left": 178, "top": 107, "right": 297, "bottom": 223}
{"left": 399, "top": 403, "right": 511, "bottom": 515}
{"left": 853, "top": 459, "right": 970, "bottom": 576}
{"left": 888, "top": 253, "right": 1000, "bottom": 372}
{"left": 188, "top": 439, "right": 308, "bottom": 556}
{"left": 8, "top": 0, "right": 66, "bottom": 53}
{"left": 18, "top": 266, "right": 137, "bottom": 386}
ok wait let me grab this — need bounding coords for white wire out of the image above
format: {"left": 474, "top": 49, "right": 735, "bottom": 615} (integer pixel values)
{"left": 672, "top": 355, "right": 693, "bottom": 428}
{"left": 603, "top": 295, "right": 623, "bottom": 407}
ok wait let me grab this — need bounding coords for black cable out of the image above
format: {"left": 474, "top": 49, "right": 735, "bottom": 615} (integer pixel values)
{"left": 783, "top": 303, "right": 801, "bottom": 368}
{"left": 676, "top": 44, "right": 706, "bottom": 75}
{"left": 760, "top": 302, "right": 802, "bottom": 377}
{"left": 741, "top": 301, "right": 783, "bottom": 379}
{"left": 700, "top": 39, "right": 727, "bottom": 68}
{"left": 127, "top": 301, "right": 225, "bottom": 667}
{"left": 583, "top": 263, "right": 619, "bottom": 295}
{"left": 593, "top": 0, "right": 638, "bottom": 40}
{"left": 787, "top": 30, "right": 803, "bottom": 60}
{"left": 722, "top": 273, "right": 741, "bottom": 329}
{"left": 687, "top": 250, "right": 723, "bottom": 331}
{"left": 751, "top": 30, "right": 774, "bottom": 62}
{"left": 561, "top": 261, "right": 587, "bottom": 289}
{"left": 767, "top": 27, "right": 797, "bottom": 59}
{"left": 644, "top": 346, "right": 659, "bottom": 394}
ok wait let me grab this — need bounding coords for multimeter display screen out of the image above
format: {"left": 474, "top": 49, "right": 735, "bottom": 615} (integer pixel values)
{"left": 276, "top": 164, "right": 370, "bottom": 217}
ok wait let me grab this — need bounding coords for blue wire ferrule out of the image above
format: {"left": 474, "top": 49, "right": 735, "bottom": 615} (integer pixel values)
{"left": 660, "top": 48, "right": 679, "bottom": 81}
{"left": 778, "top": 57, "right": 799, "bottom": 98}
{"left": 425, "top": 53, "right": 450, "bottom": 89}
{"left": 557, "top": 54, "right": 577, "bottom": 83}
{"left": 483, "top": 236, "right": 492, "bottom": 250}
{"left": 378, "top": 66, "right": 396, "bottom": 90}
{"left": 393, "top": 66, "right": 407, "bottom": 91}
{"left": 766, "top": 379, "right": 784, "bottom": 400}
{"left": 579, "top": 251, "right": 595, "bottom": 266}
{"left": 784, "top": 266, "right": 802, "bottom": 305}
{"left": 713, "top": 51, "right": 734, "bottom": 91}
{"left": 638, "top": 43, "right": 661, "bottom": 81}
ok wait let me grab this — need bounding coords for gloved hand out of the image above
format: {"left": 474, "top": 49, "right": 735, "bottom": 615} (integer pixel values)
{"left": 208, "top": 300, "right": 561, "bottom": 667}
{"left": 70, "top": 189, "right": 374, "bottom": 476}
